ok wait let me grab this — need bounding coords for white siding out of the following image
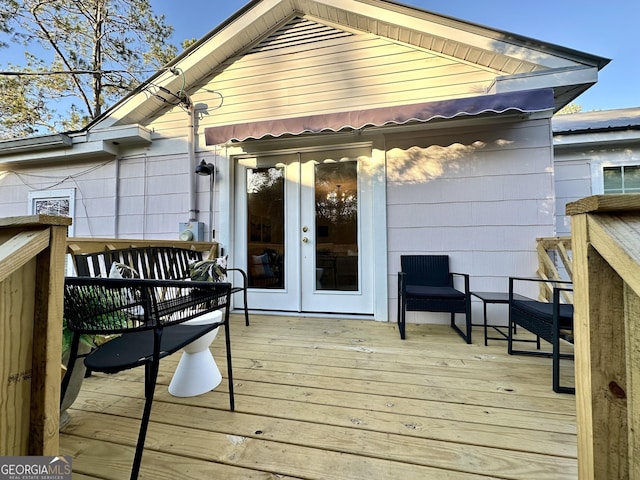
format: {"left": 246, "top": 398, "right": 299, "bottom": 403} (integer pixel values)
{"left": 148, "top": 32, "right": 499, "bottom": 139}
{"left": 0, "top": 151, "right": 221, "bottom": 241}
{"left": 553, "top": 157, "right": 593, "bottom": 236}
{"left": 554, "top": 146, "right": 640, "bottom": 236}
{"left": 386, "top": 117, "right": 555, "bottom": 323}
{"left": 0, "top": 161, "right": 118, "bottom": 237}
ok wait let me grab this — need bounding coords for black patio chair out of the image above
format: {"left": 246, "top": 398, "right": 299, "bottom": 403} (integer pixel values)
{"left": 397, "top": 255, "right": 472, "bottom": 343}
{"left": 507, "top": 277, "right": 574, "bottom": 394}
{"left": 61, "top": 277, "right": 234, "bottom": 480}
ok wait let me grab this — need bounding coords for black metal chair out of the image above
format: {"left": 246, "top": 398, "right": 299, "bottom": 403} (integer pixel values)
{"left": 507, "top": 277, "right": 574, "bottom": 394}
{"left": 397, "top": 255, "right": 472, "bottom": 343}
{"left": 61, "top": 277, "right": 234, "bottom": 480}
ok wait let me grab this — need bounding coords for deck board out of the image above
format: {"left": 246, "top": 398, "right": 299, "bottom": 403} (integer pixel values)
{"left": 60, "top": 314, "right": 576, "bottom": 479}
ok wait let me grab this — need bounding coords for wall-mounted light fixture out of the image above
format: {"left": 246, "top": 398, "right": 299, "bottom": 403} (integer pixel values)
{"left": 195, "top": 159, "right": 215, "bottom": 177}
{"left": 195, "top": 159, "right": 216, "bottom": 241}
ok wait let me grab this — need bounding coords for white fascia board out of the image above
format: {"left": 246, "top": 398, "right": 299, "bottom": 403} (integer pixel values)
{"left": 0, "top": 124, "right": 150, "bottom": 165}
{"left": 93, "top": 68, "right": 188, "bottom": 129}
{"left": 87, "top": 124, "right": 152, "bottom": 145}
{"left": 0, "top": 139, "right": 119, "bottom": 165}
{"left": 0, "top": 133, "right": 72, "bottom": 155}
{"left": 487, "top": 66, "right": 599, "bottom": 94}
{"left": 96, "top": 0, "right": 295, "bottom": 130}
{"left": 307, "top": 0, "right": 585, "bottom": 68}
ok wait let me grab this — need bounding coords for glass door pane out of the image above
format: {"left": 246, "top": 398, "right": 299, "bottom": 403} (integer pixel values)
{"left": 246, "top": 166, "right": 285, "bottom": 288}
{"left": 314, "top": 161, "right": 358, "bottom": 291}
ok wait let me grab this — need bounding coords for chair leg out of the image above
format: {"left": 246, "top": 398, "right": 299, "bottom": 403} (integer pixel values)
{"left": 552, "top": 331, "right": 560, "bottom": 392}
{"left": 243, "top": 289, "right": 250, "bottom": 327}
{"left": 464, "top": 303, "right": 472, "bottom": 345}
{"left": 552, "top": 332, "right": 575, "bottom": 394}
{"left": 60, "top": 332, "right": 81, "bottom": 405}
{"left": 449, "top": 312, "right": 472, "bottom": 344}
{"left": 130, "top": 360, "right": 160, "bottom": 480}
{"left": 507, "top": 315, "right": 514, "bottom": 355}
{"left": 224, "top": 309, "right": 235, "bottom": 411}
{"left": 397, "top": 297, "right": 406, "bottom": 340}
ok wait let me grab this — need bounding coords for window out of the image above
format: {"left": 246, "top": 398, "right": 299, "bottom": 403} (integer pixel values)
{"left": 603, "top": 165, "right": 640, "bottom": 194}
{"left": 28, "top": 188, "right": 75, "bottom": 236}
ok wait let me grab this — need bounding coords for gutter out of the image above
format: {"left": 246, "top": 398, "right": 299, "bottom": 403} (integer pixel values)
{"left": 554, "top": 128, "right": 640, "bottom": 149}
{"left": 0, "top": 125, "right": 152, "bottom": 163}
{"left": 0, "top": 133, "right": 72, "bottom": 155}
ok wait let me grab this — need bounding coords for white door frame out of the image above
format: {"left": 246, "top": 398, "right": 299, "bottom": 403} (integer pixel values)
{"left": 218, "top": 136, "right": 388, "bottom": 320}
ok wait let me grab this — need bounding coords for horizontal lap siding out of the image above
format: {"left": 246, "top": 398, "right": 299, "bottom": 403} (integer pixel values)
{"left": 553, "top": 158, "right": 593, "bottom": 236}
{"left": 553, "top": 146, "right": 640, "bottom": 237}
{"left": 0, "top": 161, "right": 117, "bottom": 237}
{"left": 0, "top": 153, "right": 198, "bottom": 240}
{"left": 148, "top": 32, "right": 498, "bottom": 139}
{"left": 115, "top": 153, "right": 192, "bottom": 238}
{"left": 386, "top": 118, "right": 554, "bottom": 320}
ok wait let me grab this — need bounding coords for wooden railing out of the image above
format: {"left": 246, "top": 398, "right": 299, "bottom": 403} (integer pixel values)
{"left": 66, "top": 237, "right": 218, "bottom": 258}
{"left": 536, "top": 236, "right": 573, "bottom": 302}
{"left": 0, "top": 215, "right": 71, "bottom": 456}
{"left": 568, "top": 194, "right": 640, "bottom": 479}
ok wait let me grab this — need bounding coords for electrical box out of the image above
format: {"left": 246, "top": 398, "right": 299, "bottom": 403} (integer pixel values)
{"left": 178, "top": 222, "right": 205, "bottom": 241}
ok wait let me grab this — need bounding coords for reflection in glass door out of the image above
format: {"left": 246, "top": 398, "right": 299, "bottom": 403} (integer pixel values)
{"left": 314, "top": 161, "right": 358, "bottom": 291}
{"left": 246, "top": 166, "right": 285, "bottom": 289}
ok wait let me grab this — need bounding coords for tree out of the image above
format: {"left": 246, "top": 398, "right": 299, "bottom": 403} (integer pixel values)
{"left": 0, "top": 0, "right": 178, "bottom": 139}
{"left": 557, "top": 103, "right": 583, "bottom": 115}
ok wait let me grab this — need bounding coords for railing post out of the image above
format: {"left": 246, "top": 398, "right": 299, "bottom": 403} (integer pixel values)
{"left": 0, "top": 215, "right": 71, "bottom": 456}
{"left": 568, "top": 194, "right": 640, "bottom": 480}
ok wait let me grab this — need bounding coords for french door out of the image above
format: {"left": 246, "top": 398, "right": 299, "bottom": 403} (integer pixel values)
{"left": 234, "top": 146, "right": 374, "bottom": 314}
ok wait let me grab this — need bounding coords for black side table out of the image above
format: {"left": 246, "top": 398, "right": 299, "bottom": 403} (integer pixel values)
{"left": 471, "top": 291, "right": 530, "bottom": 346}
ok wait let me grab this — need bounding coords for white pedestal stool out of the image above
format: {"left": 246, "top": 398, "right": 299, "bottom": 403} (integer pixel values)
{"left": 168, "top": 310, "right": 223, "bottom": 397}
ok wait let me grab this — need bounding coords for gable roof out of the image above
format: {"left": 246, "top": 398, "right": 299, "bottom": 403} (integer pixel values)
{"left": 94, "top": 0, "right": 609, "bottom": 130}
{"left": 0, "top": 0, "right": 610, "bottom": 160}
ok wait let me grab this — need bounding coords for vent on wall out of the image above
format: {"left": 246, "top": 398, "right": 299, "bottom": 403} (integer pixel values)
{"left": 247, "top": 17, "right": 354, "bottom": 54}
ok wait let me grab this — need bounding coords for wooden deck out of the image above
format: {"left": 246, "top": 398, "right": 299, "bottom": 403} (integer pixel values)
{"left": 60, "top": 314, "right": 576, "bottom": 479}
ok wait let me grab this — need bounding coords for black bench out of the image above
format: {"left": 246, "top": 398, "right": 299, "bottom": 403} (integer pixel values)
{"left": 71, "top": 245, "right": 250, "bottom": 325}
{"left": 507, "top": 277, "right": 574, "bottom": 394}
{"left": 62, "top": 276, "right": 234, "bottom": 479}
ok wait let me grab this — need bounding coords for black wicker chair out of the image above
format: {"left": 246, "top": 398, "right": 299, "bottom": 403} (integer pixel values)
{"left": 61, "top": 277, "right": 234, "bottom": 480}
{"left": 507, "top": 277, "right": 574, "bottom": 394}
{"left": 397, "top": 255, "right": 472, "bottom": 343}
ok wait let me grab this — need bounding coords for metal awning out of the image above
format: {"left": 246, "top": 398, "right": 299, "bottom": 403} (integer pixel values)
{"left": 204, "top": 88, "right": 554, "bottom": 145}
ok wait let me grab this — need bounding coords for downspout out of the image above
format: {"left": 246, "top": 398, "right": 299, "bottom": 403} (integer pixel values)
{"left": 187, "top": 102, "right": 198, "bottom": 222}
{"left": 114, "top": 157, "right": 120, "bottom": 237}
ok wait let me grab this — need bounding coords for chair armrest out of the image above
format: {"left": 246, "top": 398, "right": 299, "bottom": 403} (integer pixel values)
{"left": 397, "top": 271, "right": 406, "bottom": 295}
{"left": 508, "top": 277, "right": 573, "bottom": 303}
{"left": 450, "top": 272, "right": 470, "bottom": 293}
{"left": 509, "top": 276, "right": 573, "bottom": 286}
{"left": 227, "top": 267, "right": 248, "bottom": 288}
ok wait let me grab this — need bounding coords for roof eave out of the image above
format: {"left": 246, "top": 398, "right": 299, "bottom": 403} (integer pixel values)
{"left": 0, "top": 124, "right": 152, "bottom": 164}
{"left": 553, "top": 129, "right": 640, "bottom": 150}
{"left": 0, "top": 133, "right": 72, "bottom": 155}
{"left": 488, "top": 65, "right": 600, "bottom": 111}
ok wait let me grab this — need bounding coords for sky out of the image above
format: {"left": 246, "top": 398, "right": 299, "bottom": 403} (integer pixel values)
{"left": 153, "top": 0, "right": 639, "bottom": 112}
